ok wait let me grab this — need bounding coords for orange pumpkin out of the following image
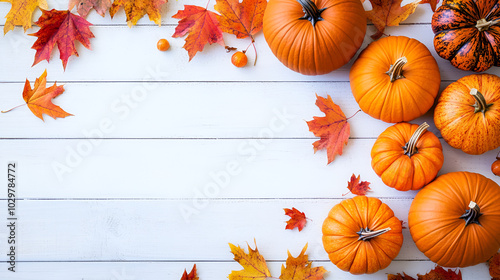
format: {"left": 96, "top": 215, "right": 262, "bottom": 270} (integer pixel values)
{"left": 322, "top": 196, "right": 403, "bottom": 274}
{"left": 263, "top": 0, "right": 366, "bottom": 75}
{"left": 434, "top": 74, "right": 500, "bottom": 155}
{"left": 432, "top": 0, "right": 500, "bottom": 72}
{"left": 350, "top": 36, "right": 441, "bottom": 123}
{"left": 371, "top": 122, "right": 444, "bottom": 191}
{"left": 409, "top": 172, "right": 500, "bottom": 268}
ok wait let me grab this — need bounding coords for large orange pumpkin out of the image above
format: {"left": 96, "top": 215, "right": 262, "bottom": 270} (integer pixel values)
{"left": 371, "top": 122, "right": 444, "bottom": 191}
{"left": 263, "top": 0, "right": 366, "bottom": 75}
{"left": 409, "top": 172, "right": 500, "bottom": 268}
{"left": 350, "top": 36, "right": 441, "bottom": 123}
{"left": 322, "top": 196, "right": 403, "bottom": 274}
{"left": 432, "top": 0, "right": 500, "bottom": 72}
{"left": 434, "top": 74, "right": 500, "bottom": 155}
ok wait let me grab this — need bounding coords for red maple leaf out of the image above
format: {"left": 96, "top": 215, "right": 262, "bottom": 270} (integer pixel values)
{"left": 30, "top": 9, "right": 94, "bottom": 70}
{"left": 284, "top": 208, "right": 307, "bottom": 232}
{"left": 306, "top": 94, "right": 353, "bottom": 164}
{"left": 343, "top": 174, "right": 371, "bottom": 196}
{"left": 490, "top": 253, "right": 500, "bottom": 280}
{"left": 417, "top": 266, "right": 462, "bottom": 280}
{"left": 180, "top": 264, "right": 198, "bottom": 280}
{"left": 172, "top": 5, "right": 224, "bottom": 61}
{"left": 214, "top": 0, "right": 267, "bottom": 39}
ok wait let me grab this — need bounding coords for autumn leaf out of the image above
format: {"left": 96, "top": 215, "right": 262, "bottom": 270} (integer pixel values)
{"left": 1, "top": 0, "right": 48, "bottom": 34}
{"left": 1, "top": 70, "right": 72, "bottom": 120}
{"left": 417, "top": 266, "right": 462, "bottom": 280}
{"left": 180, "top": 264, "right": 198, "bottom": 280}
{"left": 400, "top": 219, "right": 407, "bottom": 229}
{"left": 489, "top": 252, "right": 500, "bottom": 280}
{"left": 69, "top": 0, "right": 112, "bottom": 17}
{"left": 280, "top": 244, "right": 327, "bottom": 280}
{"left": 388, "top": 273, "right": 416, "bottom": 280}
{"left": 109, "top": 0, "right": 167, "bottom": 27}
{"left": 306, "top": 94, "right": 352, "bottom": 165}
{"left": 364, "top": 0, "right": 421, "bottom": 39}
{"left": 284, "top": 208, "right": 307, "bottom": 232}
{"left": 420, "top": 0, "right": 439, "bottom": 12}
{"left": 30, "top": 9, "right": 94, "bottom": 70}
{"left": 172, "top": 5, "right": 225, "bottom": 61}
{"left": 343, "top": 174, "right": 371, "bottom": 196}
{"left": 214, "top": 0, "right": 267, "bottom": 39}
{"left": 228, "top": 240, "right": 271, "bottom": 280}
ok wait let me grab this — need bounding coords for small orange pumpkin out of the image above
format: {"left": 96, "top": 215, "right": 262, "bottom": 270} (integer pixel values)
{"left": 322, "top": 196, "right": 403, "bottom": 274}
{"left": 409, "top": 172, "right": 500, "bottom": 267}
{"left": 434, "top": 74, "right": 500, "bottom": 155}
{"left": 371, "top": 122, "right": 444, "bottom": 191}
{"left": 263, "top": 0, "right": 366, "bottom": 75}
{"left": 350, "top": 36, "right": 441, "bottom": 123}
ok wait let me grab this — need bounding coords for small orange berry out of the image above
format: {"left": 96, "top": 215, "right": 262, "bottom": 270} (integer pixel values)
{"left": 157, "top": 39, "right": 170, "bottom": 51}
{"left": 493, "top": 153, "right": 500, "bottom": 176}
{"left": 231, "top": 51, "right": 247, "bottom": 67}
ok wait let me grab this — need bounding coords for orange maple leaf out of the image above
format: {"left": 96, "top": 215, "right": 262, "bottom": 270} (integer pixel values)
{"left": 387, "top": 273, "right": 416, "bottom": 280}
{"left": 172, "top": 5, "right": 225, "bottom": 61}
{"left": 365, "top": 0, "right": 421, "bottom": 39}
{"left": 343, "top": 174, "right": 371, "bottom": 196}
{"left": 2, "top": 70, "right": 72, "bottom": 121}
{"left": 1, "top": 0, "right": 48, "bottom": 34}
{"left": 69, "top": 0, "right": 112, "bottom": 17}
{"left": 228, "top": 240, "right": 271, "bottom": 280}
{"left": 417, "top": 266, "right": 462, "bottom": 280}
{"left": 306, "top": 94, "right": 352, "bottom": 165}
{"left": 490, "top": 253, "right": 500, "bottom": 280}
{"left": 420, "top": 0, "right": 440, "bottom": 12}
{"left": 284, "top": 208, "right": 307, "bottom": 232}
{"left": 110, "top": 0, "right": 167, "bottom": 27}
{"left": 30, "top": 9, "right": 94, "bottom": 70}
{"left": 279, "top": 244, "right": 327, "bottom": 280}
{"left": 180, "top": 264, "right": 198, "bottom": 280}
{"left": 214, "top": 0, "right": 267, "bottom": 39}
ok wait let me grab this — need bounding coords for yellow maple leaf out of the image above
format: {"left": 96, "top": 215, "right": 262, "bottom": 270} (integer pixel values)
{"left": 109, "top": 0, "right": 167, "bottom": 27}
{"left": 280, "top": 244, "right": 327, "bottom": 280}
{"left": 228, "top": 240, "right": 271, "bottom": 280}
{"left": 1, "top": 0, "right": 48, "bottom": 34}
{"left": 365, "top": 0, "right": 421, "bottom": 39}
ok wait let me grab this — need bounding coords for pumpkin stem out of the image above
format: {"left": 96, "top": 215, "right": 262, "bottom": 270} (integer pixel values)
{"left": 459, "top": 201, "right": 482, "bottom": 226}
{"left": 357, "top": 227, "right": 391, "bottom": 241}
{"left": 403, "top": 122, "right": 429, "bottom": 157}
{"left": 297, "top": 0, "right": 326, "bottom": 27}
{"left": 386, "top": 57, "right": 407, "bottom": 82}
{"left": 476, "top": 18, "right": 500, "bottom": 31}
{"left": 470, "top": 88, "right": 493, "bottom": 114}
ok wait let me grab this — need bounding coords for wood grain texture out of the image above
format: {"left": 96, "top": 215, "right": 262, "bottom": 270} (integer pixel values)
{"left": 0, "top": 1, "right": 499, "bottom": 279}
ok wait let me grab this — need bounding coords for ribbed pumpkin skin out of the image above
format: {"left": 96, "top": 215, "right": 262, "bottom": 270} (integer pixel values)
{"left": 432, "top": 0, "right": 500, "bottom": 72}
{"left": 371, "top": 123, "right": 443, "bottom": 191}
{"left": 322, "top": 196, "right": 403, "bottom": 274}
{"left": 434, "top": 74, "right": 500, "bottom": 155}
{"left": 263, "top": 0, "right": 366, "bottom": 75}
{"left": 349, "top": 36, "right": 441, "bottom": 123}
{"left": 409, "top": 172, "right": 500, "bottom": 268}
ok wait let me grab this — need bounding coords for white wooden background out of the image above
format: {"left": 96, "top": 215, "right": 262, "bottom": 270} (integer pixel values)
{"left": 0, "top": 0, "right": 499, "bottom": 279}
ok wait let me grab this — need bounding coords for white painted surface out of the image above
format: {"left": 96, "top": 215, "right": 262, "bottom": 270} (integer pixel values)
{"left": 0, "top": 0, "right": 498, "bottom": 279}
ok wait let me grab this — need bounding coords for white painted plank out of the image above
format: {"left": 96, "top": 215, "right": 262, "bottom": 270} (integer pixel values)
{"left": 0, "top": 82, "right": 446, "bottom": 139}
{"left": 0, "top": 139, "right": 496, "bottom": 199}
{"left": 0, "top": 198, "right": 428, "bottom": 261}
{"left": 1, "top": 25, "right": 499, "bottom": 82}
{"left": 0, "top": 261, "right": 490, "bottom": 280}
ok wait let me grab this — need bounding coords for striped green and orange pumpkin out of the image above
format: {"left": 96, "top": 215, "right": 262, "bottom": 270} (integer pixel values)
{"left": 432, "top": 0, "right": 500, "bottom": 72}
